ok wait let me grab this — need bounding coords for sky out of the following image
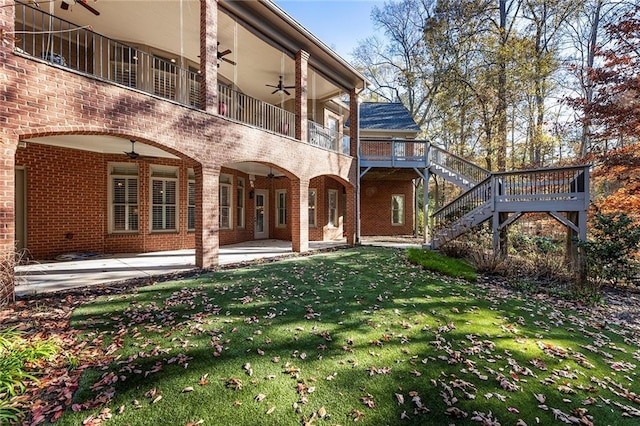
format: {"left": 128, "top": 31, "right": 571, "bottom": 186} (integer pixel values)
{"left": 274, "top": 0, "right": 384, "bottom": 60}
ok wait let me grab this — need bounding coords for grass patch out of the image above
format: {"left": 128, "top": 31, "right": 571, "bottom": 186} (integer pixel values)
{"left": 52, "top": 247, "right": 640, "bottom": 425}
{"left": 406, "top": 247, "right": 477, "bottom": 281}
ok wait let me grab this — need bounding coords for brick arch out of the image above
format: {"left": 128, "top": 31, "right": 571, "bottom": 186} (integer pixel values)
{"left": 222, "top": 159, "right": 299, "bottom": 181}
{"left": 308, "top": 173, "right": 354, "bottom": 190}
{"left": 16, "top": 128, "right": 200, "bottom": 164}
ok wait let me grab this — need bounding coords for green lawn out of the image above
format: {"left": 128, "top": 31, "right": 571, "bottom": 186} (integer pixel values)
{"left": 59, "top": 247, "right": 639, "bottom": 425}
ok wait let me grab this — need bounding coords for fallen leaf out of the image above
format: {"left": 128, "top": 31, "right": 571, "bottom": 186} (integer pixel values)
{"left": 317, "top": 406, "right": 327, "bottom": 418}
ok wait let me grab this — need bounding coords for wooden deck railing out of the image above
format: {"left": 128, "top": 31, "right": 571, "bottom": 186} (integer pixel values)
{"left": 431, "top": 165, "right": 590, "bottom": 235}
{"left": 432, "top": 176, "right": 493, "bottom": 231}
{"left": 430, "top": 145, "right": 491, "bottom": 185}
{"left": 360, "top": 139, "right": 428, "bottom": 166}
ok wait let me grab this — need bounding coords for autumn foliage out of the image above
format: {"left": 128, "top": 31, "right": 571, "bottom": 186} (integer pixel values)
{"left": 589, "top": 143, "right": 640, "bottom": 222}
{"left": 585, "top": 5, "right": 640, "bottom": 142}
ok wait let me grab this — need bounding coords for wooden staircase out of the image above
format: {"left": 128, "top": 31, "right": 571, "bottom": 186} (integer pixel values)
{"left": 359, "top": 139, "right": 590, "bottom": 251}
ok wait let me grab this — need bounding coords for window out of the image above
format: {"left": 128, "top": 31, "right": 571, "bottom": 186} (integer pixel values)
{"left": 187, "top": 168, "right": 195, "bottom": 231}
{"left": 392, "top": 194, "right": 405, "bottom": 225}
{"left": 110, "top": 164, "right": 139, "bottom": 232}
{"left": 150, "top": 166, "right": 178, "bottom": 231}
{"left": 328, "top": 189, "right": 338, "bottom": 227}
{"left": 237, "top": 177, "right": 245, "bottom": 229}
{"left": 220, "top": 174, "right": 232, "bottom": 230}
{"left": 276, "top": 190, "right": 287, "bottom": 227}
{"left": 308, "top": 189, "right": 317, "bottom": 227}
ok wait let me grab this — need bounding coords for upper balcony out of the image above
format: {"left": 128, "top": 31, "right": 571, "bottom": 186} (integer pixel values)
{"left": 12, "top": 0, "right": 362, "bottom": 154}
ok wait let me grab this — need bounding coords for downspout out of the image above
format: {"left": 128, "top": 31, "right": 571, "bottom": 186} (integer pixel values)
{"left": 356, "top": 96, "right": 362, "bottom": 244}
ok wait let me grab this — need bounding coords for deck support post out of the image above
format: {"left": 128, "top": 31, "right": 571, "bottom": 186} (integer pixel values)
{"left": 492, "top": 212, "right": 509, "bottom": 258}
{"left": 565, "top": 211, "right": 587, "bottom": 286}
{"left": 423, "top": 170, "right": 430, "bottom": 244}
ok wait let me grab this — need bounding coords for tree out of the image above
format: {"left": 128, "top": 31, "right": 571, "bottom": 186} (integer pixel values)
{"left": 352, "top": 0, "right": 443, "bottom": 130}
{"left": 520, "top": 0, "right": 579, "bottom": 166}
{"left": 585, "top": 4, "right": 640, "bottom": 144}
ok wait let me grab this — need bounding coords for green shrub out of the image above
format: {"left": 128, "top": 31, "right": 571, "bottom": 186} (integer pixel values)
{"left": 406, "top": 248, "right": 477, "bottom": 281}
{"left": 0, "top": 328, "right": 58, "bottom": 396}
{"left": 578, "top": 212, "right": 640, "bottom": 289}
{"left": 0, "top": 399, "right": 22, "bottom": 424}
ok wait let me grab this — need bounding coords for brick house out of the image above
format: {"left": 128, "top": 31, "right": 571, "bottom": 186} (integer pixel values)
{"left": 1, "top": 0, "right": 370, "bottom": 282}
{"left": 356, "top": 102, "right": 422, "bottom": 237}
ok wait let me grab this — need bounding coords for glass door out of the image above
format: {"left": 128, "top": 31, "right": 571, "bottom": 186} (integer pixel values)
{"left": 254, "top": 189, "right": 268, "bottom": 239}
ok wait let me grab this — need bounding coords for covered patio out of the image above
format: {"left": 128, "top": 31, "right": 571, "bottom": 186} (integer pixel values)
{"left": 15, "top": 239, "right": 348, "bottom": 296}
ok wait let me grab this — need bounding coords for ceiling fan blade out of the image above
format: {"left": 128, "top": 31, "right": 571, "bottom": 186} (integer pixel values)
{"left": 218, "top": 49, "right": 232, "bottom": 57}
{"left": 77, "top": 0, "right": 100, "bottom": 15}
{"left": 222, "top": 58, "right": 236, "bottom": 65}
{"left": 284, "top": 85, "right": 295, "bottom": 89}
{"left": 271, "top": 89, "right": 279, "bottom": 95}
{"left": 283, "top": 89, "right": 291, "bottom": 96}
{"left": 266, "top": 84, "right": 277, "bottom": 88}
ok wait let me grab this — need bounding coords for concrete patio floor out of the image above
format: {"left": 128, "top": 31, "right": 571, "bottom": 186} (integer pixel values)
{"left": 14, "top": 237, "right": 424, "bottom": 296}
{"left": 14, "top": 239, "right": 349, "bottom": 296}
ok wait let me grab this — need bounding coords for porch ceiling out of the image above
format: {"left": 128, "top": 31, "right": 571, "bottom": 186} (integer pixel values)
{"left": 45, "top": 0, "right": 343, "bottom": 104}
{"left": 23, "top": 135, "right": 180, "bottom": 159}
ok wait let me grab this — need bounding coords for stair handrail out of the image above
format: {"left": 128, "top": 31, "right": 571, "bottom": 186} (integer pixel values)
{"left": 430, "top": 144, "right": 491, "bottom": 185}
{"left": 431, "top": 175, "right": 493, "bottom": 233}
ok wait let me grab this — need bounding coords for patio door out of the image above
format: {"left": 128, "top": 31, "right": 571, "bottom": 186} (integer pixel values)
{"left": 254, "top": 190, "right": 268, "bottom": 239}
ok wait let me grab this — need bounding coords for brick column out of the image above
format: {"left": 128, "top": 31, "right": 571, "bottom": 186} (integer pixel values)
{"left": 195, "top": 165, "right": 219, "bottom": 268}
{"left": 291, "top": 178, "right": 309, "bottom": 253}
{"left": 344, "top": 183, "right": 356, "bottom": 245}
{"left": 295, "top": 50, "right": 309, "bottom": 142}
{"left": 0, "top": 135, "right": 16, "bottom": 305}
{"left": 200, "top": 0, "right": 218, "bottom": 113}
{"left": 349, "top": 89, "right": 359, "bottom": 157}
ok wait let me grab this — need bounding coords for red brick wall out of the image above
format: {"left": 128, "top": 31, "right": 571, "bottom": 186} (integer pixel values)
{"left": 15, "top": 143, "right": 198, "bottom": 258}
{"left": 218, "top": 167, "right": 254, "bottom": 246}
{"left": 307, "top": 176, "right": 345, "bottom": 241}
{"left": 1, "top": 45, "right": 357, "bottom": 265}
{"left": 360, "top": 180, "right": 415, "bottom": 236}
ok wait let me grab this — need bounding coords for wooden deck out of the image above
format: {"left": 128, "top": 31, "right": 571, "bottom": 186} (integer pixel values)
{"left": 359, "top": 138, "right": 590, "bottom": 252}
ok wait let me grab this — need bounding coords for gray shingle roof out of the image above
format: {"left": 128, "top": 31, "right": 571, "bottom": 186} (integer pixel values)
{"left": 348, "top": 102, "right": 420, "bottom": 132}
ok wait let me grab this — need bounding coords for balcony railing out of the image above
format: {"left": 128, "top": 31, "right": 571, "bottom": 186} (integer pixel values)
{"left": 360, "top": 138, "right": 428, "bottom": 166}
{"left": 14, "top": 1, "right": 200, "bottom": 107}
{"left": 218, "top": 84, "right": 295, "bottom": 137}
{"left": 13, "top": 1, "right": 347, "bottom": 152}
{"left": 308, "top": 121, "right": 340, "bottom": 152}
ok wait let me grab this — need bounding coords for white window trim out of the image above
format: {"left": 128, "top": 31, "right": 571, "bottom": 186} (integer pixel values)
{"left": 276, "top": 189, "right": 287, "bottom": 228}
{"left": 149, "top": 165, "right": 179, "bottom": 232}
{"left": 328, "top": 189, "right": 338, "bottom": 228}
{"left": 108, "top": 163, "right": 139, "bottom": 234}
{"left": 308, "top": 188, "right": 317, "bottom": 228}
{"left": 391, "top": 194, "right": 405, "bottom": 226}
{"left": 218, "top": 179, "right": 234, "bottom": 231}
